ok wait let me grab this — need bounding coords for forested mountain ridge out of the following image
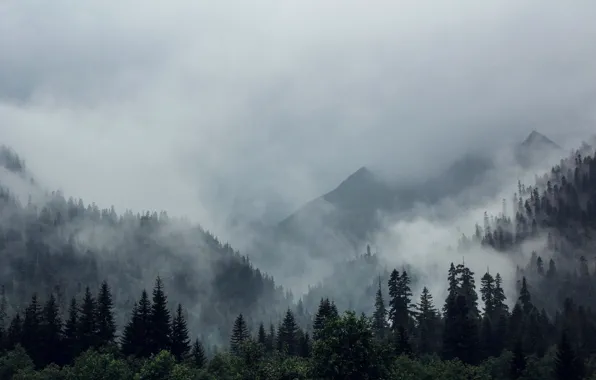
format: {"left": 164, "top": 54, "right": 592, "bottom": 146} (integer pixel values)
{"left": 250, "top": 131, "right": 562, "bottom": 285}
{"left": 0, "top": 149, "right": 292, "bottom": 348}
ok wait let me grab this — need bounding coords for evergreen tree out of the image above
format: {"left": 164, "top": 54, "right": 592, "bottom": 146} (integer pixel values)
{"left": 518, "top": 277, "right": 533, "bottom": 314}
{"left": 388, "top": 269, "right": 401, "bottom": 331}
{"left": 395, "top": 325, "right": 412, "bottom": 357}
{"left": 149, "top": 276, "right": 172, "bottom": 354}
{"left": 121, "top": 290, "right": 152, "bottom": 358}
{"left": 191, "top": 338, "right": 206, "bottom": 369}
{"left": 21, "top": 294, "right": 42, "bottom": 364}
{"left": 415, "top": 287, "right": 439, "bottom": 355}
{"left": 480, "top": 272, "right": 495, "bottom": 317}
{"left": 0, "top": 285, "right": 7, "bottom": 348}
{"left": 493, "top": 273, "right": 509, "bottom": 315}
{"left": 257, "top": 322, "right": 267, "bottom": 346}
{"left": 298, "top": 331, "right": 311, "bottom": 358}
{"left": 266, "top": 323, "right": 276, "bottom": 352}
{"left": 460, "top": 265, "right": 479, "bottom": 319}
{"left": 372, "top": 278, "right": 388, "bottom": 340}
{"left": 510, "top": 340, "right": 526, "bottom": 380}
{"left": 313, "top": 298, "right": 337, "bottom": 340}
{"left": 40, "top": 293, "right": 63, "bottom": 366}
{"left": 78, "top": 286, "right": 97, "bottom": 352}
{"left": 278, "top": 309, "right": 299, "bottom": 355}
{"left": 170, "top": 304, "right": 191, "bottom": 361}
{"left": 63, "top": 297, "right": 79, "bottom": 361}
{"left": 554, "top": 330, "right": 584, "bottom": 380}
{"left": 6, "top": 313, "right": 23, "bottom": 350}
{"left": 230, "top": 313, "right": 249, "bottom": 355}
{"left": 95, "top": 280, "right": 116, "bottom": 346}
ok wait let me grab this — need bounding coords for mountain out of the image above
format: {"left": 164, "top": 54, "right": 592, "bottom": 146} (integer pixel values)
{"left": 0, "top": 157, "right": 292, "bottom": 345}
{"left": 251, "top": 131, "right": 562, "bottom": 281}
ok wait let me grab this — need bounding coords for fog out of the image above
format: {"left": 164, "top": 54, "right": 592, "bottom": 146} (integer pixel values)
{"left": 1, "top": 1, "right": 595, "bottom": 247}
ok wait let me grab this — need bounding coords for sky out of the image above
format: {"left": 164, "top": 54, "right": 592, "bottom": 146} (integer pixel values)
{"left": 1, "top": 0, "right": 596, "bottom": 243}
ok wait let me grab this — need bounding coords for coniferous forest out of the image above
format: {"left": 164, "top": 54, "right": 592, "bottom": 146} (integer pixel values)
{"left": 2, "top": 140, "right": 596, "bottom": 379}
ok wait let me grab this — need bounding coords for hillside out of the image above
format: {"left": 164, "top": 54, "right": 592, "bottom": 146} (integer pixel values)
{"left": 0, "top": 150, "right": 292, "bottom": 347}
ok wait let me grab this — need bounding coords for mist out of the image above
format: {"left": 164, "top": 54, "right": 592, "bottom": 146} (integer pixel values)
{"left": 0, "top": 0, "right": 595, "bottom": 249}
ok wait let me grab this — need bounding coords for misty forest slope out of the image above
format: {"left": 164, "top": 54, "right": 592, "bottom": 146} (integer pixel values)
{"left": 252, "top": 131, "right": 561, "bottom": 281}
{"left": 0, "top": 146, "right": 293, "bottom": 346}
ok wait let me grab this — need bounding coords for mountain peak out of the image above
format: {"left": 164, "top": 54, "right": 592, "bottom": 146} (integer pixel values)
{"left": 521, "top": 130, "right": 560, "bottom": 149}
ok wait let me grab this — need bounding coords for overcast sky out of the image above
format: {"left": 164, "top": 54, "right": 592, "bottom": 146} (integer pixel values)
{"left": 1, "top": 0, "right": 596, "bottom": 240}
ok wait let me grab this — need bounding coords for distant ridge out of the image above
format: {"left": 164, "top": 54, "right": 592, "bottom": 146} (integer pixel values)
{"left": 520, "top": 130, "right": 561, "bottom": 150}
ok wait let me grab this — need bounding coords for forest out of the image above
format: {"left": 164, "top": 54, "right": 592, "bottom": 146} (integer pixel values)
{"left": 1, "top": 138, "right": 596, "bottom": 379}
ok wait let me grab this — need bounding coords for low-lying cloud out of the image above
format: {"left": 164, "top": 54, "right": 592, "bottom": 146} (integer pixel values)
{"left": 1, "top": 0, "right": 596, "bottom": 248}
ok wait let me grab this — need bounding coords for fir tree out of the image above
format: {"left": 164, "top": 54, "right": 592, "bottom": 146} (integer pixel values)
{"left": 554, "top": 330, "right": 584, "bottom": 380}
{"left": 0, "top": 285, "right": 7, "bottom": 346}
{"left": 21, "top": 294, "right": 42, "bottom": 364}
{"left": 510, "top": 340, "right": 526, "bottom": 380}
{"left": 480, "top": 272, "right": 495, "bottom": 317}
{"left": 149, "top": 276, "right": 172, "bottom": 354}
{"left": 278, "top": 309, "right": 299, "bottom": 355}
{"left": 40, "top": 293, "right": 63, "bottom": 366}
{"left": 298, "top": 332, "right": 311, "bottom": 358}
{"left": 266, "top": 323, "right": 276, "bottom": 352}
{"left": 170, "top": 304, "right": 191, "bottom": 361}
{"left": 230, "top": 313, "right": 249, "bottom": 355}
{"left": 191, "top": 338, "right": 206, "bottom": 368}
{"left": 415, "top": 287, "right": 439, "bottom": 355}
{"left": 96, "top": 280, "right": 116, "bottom": 346}
{"left": 313, "top": 298, "right": 337, "bottom": 340}
{"left": 388, "top": 269, "right": 401, "bottom": 331}
{"left": 6, "top": 313, "right": 23, "bottom": 350}
{"left": 395, "top": 325, "right": 412, "bottom": 358}
{"left": 78, "top": 286, "right": 97, "bottom": 352}
{"left": 63, "top": 297, "right": 79, "bottom": 361}
{"left": 121, "top": 290, "right": 152, "bottom": 358}
{"left": 257, "top": 322, "right": 267, "bottom": 346}
{"left": 372, "top": 278, "right": 388, "bottom": 340}
{"left": 518, "top": 277, "right": 533, "bottom": 314}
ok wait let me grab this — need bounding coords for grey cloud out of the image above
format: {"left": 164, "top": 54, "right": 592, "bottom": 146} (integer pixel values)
{"left": 1, "top": 0, "right": 596, "bottom": 245}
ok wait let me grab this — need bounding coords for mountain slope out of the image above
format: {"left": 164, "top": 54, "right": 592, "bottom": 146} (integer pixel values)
{"left": 253, "top": 131, "right": 562, "bottom": 281}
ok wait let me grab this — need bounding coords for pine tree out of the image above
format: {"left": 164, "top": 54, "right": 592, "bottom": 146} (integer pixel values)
{"left": 372, "top": 279, "right": 388, "bottom": 340}
{"left": 96, "top": 280, "right": 116, "bottom": 346}
{"left": 313, "top": 298, "right": 337, "bottom": 340}
{"left": 78, "top": 286, "right": 97, "bottom": 352}
{"left": 121, "top": 290, "right": 152, "bottom": 358}
{"left": 460, "top": 265, "right": 479, "bottom": 319}
{"left": 395, "top": 325, "right": 412, "bottom": 357}
{"left": 510, "top": 340, "right": 526, "bottom": 379}
{"left": 518, "top": 277, "right": 533, "bottom": 314}
{"left": 415, "top": 287, "right": 439, "bottom": 355}
{"left": 6, "top": 313, "right": 23, "bottom": 350}
{"left": 480, "top": 272, "right": 495, "bottom": 317}
{"left": 257, "top": 323, "right": 267, "bottom": 346}
{"left": 266, "top": 323, "right": 276, "bottom": 352}
{"left": 0, "top": 285, "right": 7, "bottom": 348}
{"left": 21, "top": 294, "right": 42, "bottom": 364}
{"left": 63, "top": 297, "right": 79, "bottom": 361}
{"left": 149, "top": 276, "right": 171, "bottom": 354}
{"left": 554, "top": 331, "right": 584, "bottom": 380}
{"left": 170, "top": 304, "right": 191, "bottom": 361}
{"left": 388, "top": 269, "right": 401, "bottom": 331}
{"left": 230, "top": 313, "right": 249, "bottom": 355}
{"left": 278, "top": 309, "right": 299, "bottom": 356}
{"left": 494, "top": 273, "right": 509, "bottom": 315}
{"left": 191, "top": 338, "right": 206, "bottom": 368}
{"left": 40, "top": 293, "right": 63, "bottom": 366}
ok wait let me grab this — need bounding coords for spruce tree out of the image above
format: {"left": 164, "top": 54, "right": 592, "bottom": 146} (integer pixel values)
{"left": 266, "top": 323, "right": 276, "bottom": 352}
{"left": 388, "top": 269, "right": 401, "bottom": 331}
{"left": 0, "top": 285, "right": 7, "bottom": 348}
{"left": 6, "top": 313, "right": 23, "bottom": 350}
{"left": 40, "top": 293, "right": 63, "bottom": 366}
{"left": 257, "top": 323, "right": 267, "bottom": 346}
{"left": 170, "top": 304, "right": 191, "bottom": 361}
{"left": 230, "top": 313, "right": 249, "bottom": 355}
{"left": 299, "top": 332, "right": 311, "bottom": 358}
{"left": 480, "top": 272, "right": 495, "bottom": 317}
{"left": 510, "top": 340, "right": 527, "bottom": 380}
{"left": 63, "top": 297, "right": 79, "bottom": 361}
{"left": 460, "top": 265, "right": 479, "bottom": 319}
{"left": 518, "top": 277, "right": 533, "bottom": 314}
{"left": 554, "top": 330, "right": 584, "bottom": 380}
{"left": 313, "top": 298, "right": 337, "bottom": 340}
{"left": 121, "top": 290, "right": 152, "bottom": 358}
{"left": 372, "top": 279, "right": 388, "bottom": 340}
{"left": 191, "top": 338, "right": 206, "bottom": 368}
{"left": 78, "top": 286, "right": 97, "bottom": 352}
{"left": 21, "top": 294, "right": 42, "bottom": 364}
{"left": 415, "top": 287, "right": 439, "bottom": 355}
{"left": 149, "top": 276, "right": 171, "bottom": 354}
{"left": 278, "top": 309, "right": 299, "bottom": 356}
{"left": 395, "top": 325, "right": 412, "bottom": 357}
{"left": 96, "top": 280, "right": 116, "bottom": 346}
